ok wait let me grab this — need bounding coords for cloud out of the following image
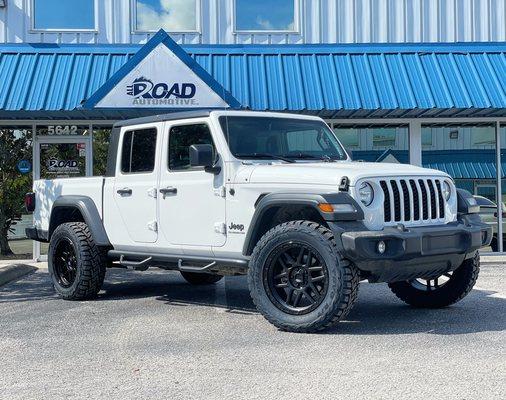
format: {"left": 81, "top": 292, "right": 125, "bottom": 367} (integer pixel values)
{"left": 254, "top": 16, "right": 295, "bottom": 31}
{"left": 136, "top": 0, "right": 197, "bottom": 32}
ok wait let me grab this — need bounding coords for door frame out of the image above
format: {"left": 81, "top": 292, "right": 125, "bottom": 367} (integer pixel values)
{"left": 32, "top": 135, "right": 93, "bottom": 261}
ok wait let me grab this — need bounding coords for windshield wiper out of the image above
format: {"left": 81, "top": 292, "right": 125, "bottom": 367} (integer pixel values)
{"left": 235, "top": 153, "right": 295, "bottom": 163}
{"left": 282, "top": 153, "right": 338, "bottom": 162}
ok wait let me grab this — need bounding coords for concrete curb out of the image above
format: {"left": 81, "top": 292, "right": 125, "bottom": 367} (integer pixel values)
{"left": 0, "top": 264, "right": 38, "bottom": 287}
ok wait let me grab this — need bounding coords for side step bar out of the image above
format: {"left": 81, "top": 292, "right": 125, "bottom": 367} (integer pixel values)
{"left": 108, "top": 250, "right": 249, "bottom": 274}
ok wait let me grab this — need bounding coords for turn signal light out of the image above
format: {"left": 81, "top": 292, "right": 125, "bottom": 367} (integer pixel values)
{"left": 318, "top": 203, "right": 334, "bottom": 213}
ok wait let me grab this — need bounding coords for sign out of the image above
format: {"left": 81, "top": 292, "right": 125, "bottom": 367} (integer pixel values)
{"left": 47, "top": 158, "right": 80, "bottom": 175}
{"left": 94, "top": 42, "right": 232, "bottom": 109}
{"left": 17, "top": 160, "right": 31, "bottom": 174}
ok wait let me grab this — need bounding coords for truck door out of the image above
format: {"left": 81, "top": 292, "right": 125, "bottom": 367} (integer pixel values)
{"left": 158, "top": 121, "right": 226, "bottom": 248}
{"left": 113, "top": 125, "right": 160, "bottom": 243}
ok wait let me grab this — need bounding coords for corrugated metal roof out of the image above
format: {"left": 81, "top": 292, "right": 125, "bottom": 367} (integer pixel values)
{"left": 0, "top": 38, "right": 505, "bottom": 119}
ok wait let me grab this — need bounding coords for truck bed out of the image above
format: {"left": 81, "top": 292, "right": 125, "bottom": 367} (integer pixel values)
{"left": 33, "top": 177, "right": 105, "bottom": 233}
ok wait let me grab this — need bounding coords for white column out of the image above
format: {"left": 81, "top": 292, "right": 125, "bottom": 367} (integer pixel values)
{"left": 496, "top": 121, "right": 503, "bottom": 253}
{"left": 409, "top": 121, "right": 422, "bottom": 166}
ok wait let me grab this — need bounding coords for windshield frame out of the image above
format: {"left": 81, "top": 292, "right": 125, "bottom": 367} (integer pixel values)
{"left": 218, "top": 115, "right": 349, "bottom": 162}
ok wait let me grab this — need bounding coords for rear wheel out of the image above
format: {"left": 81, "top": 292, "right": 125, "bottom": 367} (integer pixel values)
{"left": 180, "top": 271, "right": 223, "bottom": 285}
{"left": 388, "top": 252, "right": 480, "bottom": 308}
{"left": 248, "top": 220, "right": 359, "bottom": 333}
{"left": 48, "top": 222, "right": 106, "bottom": 300}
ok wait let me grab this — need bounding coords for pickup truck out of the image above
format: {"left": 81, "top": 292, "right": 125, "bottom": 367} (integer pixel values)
{"left": 26, "top": 110, "right": 492, "bottom": 333}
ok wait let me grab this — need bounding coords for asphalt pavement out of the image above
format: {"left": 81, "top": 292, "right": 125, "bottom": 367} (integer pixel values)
{"left": 0, "top": 264, "right": 504, "bottom": 400}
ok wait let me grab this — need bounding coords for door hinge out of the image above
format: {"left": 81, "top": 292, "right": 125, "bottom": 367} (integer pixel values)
{"left": 214, "top": 222, "right": 226, "bottom": 234}
{"left": 214, "top": 186, "right": 226, "bottom": 198}
{"left": 147, "top": 187, "right": 157, "bottom": 198}
{"left": 147, "top": 221, "right": 158, "bottom": 232}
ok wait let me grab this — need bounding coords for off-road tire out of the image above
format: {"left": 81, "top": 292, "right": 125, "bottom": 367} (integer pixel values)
{"left": 48, "top": 222, "right": 106, "bottom": 300}
{"left": 248, "top": 220, "right": 360, "bottom": 333}
{"left": 388, "top": 252, "right": 480, "bottom": 308}
{"left": 180, "top": 271, "right": 223, "bottom": 285}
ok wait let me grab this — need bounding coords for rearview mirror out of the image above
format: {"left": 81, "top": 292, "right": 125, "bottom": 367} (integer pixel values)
{"left": 189, "top": 144, "right": 221, "bottom": 174}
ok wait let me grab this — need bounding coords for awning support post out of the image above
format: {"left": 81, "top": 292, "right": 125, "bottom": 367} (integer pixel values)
{"left": 409, "top": 121, "right": 422, "bottom": 166}
{"left": 496, "top": 121, "right": 503, "bottom": 253}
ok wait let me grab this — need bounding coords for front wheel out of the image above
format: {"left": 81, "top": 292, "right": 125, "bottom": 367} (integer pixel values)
{"left": 388, "top": 252, "right": 480, "bottom": 308}
{"left": 248, "top": 221, "right": 360, "bottom": 333}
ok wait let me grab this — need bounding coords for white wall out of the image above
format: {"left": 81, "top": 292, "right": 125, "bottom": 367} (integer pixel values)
{"left": 1, "top": 0, "right": 505, "bottom": 45}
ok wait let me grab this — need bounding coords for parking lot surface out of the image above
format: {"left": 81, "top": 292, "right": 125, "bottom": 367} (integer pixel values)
{"left": 0, "top": 264, "right": 505, "bottom": 400}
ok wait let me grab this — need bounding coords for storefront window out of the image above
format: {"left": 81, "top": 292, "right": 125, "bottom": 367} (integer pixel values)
{"left": 0, "top": 127, "right": 33, "bottom": 260}
{"left": 332, "top": 124, "right": 409, "bottom": 164}
{"left": 333, "top": 128, "right": 359, "bottom": 148}
{"left": 135, "top": 0, "right": 198, "bottom": 32}
{"left": 235, "top": 0, "right": 296, "bottom": 32}
{"left": 32, "top": 0, "right": 95, "bottom": 30}
{"left": 422, "top": 125, "right": 499, "bottom": 252}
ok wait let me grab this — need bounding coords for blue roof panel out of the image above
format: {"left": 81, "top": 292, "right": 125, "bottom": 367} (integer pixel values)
{"left": 0, "top": 37, "right": 505, "bottom": 118}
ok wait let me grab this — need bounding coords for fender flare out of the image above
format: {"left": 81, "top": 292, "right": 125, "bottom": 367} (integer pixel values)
{"left": 242, "top": 192, "right": 363, "bottom": 256}
{"left": 49, "top": 195, "right": 111, "bottom": 247}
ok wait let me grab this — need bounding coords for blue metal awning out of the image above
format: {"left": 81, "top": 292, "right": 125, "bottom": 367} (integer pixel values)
{"left": 352, "top": 149, "right": 505, "bottom": 179}
{"left": 0, "top": 30, "right": 504, "bottom": 120}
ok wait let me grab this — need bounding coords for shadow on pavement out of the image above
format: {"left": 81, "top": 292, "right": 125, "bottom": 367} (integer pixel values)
{"left": 1, "top": 268, "right": 505, "bottom": 335}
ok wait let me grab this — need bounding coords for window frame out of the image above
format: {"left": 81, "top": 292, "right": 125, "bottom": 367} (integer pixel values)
{"left": 232, "top": 0, "right": 300, "bottom": 34}
{"left": 131, "top": 0, "right": 202, "bottom": 34}
{"left": 119, "top": 127, "right": 158, "bottom": 175}
{"left": 30, "top": 0, "right": 98, "bottom": 33}
{"left": 167, "top": 122, "right": 216, "bottom": 172}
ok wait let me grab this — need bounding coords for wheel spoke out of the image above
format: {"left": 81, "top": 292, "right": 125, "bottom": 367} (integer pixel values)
{"left": 296, "top": 246, "right": 305, "bottom": 264}
{"left": 304, "top": 251, "right": 312, "bottom": 267}
{"left": 311, "top": 275, "right": 325, "bottom": 283}
{"left": 292, "top": 291, "right": 303, "bottom": 307}
{"left": 275, "top": 282, "right": 288, "bottom": 288}
{"left": 285, "top": 288, "right": 295, "bottom": 305}
{"left": 274, "top": 272, "right": 288, "bottom": 280}
{"left": 302, "top": 288, "right": 316, "bottom": 304}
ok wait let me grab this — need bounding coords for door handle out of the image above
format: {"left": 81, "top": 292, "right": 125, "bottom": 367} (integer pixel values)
{"left": 159, "top": 187, "right": 177, "bottom": 198}
{"left": 117, "top": 188, "right": 132, "bottom": 196}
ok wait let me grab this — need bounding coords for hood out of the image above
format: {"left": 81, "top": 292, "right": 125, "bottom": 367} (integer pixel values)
{"left": 236, "top": 161, "right": 448, "bottom": 186}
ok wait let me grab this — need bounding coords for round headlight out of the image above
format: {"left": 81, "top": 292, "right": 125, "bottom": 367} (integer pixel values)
{"left": 358, "top": 182, "right": 374, "bottom": 206}
{"left": 442, "top": 181, "right": 451, "bottom": 201}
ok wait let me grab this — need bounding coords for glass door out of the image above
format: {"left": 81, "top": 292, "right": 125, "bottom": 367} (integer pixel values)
{"left": 33, "top": 135, "right": 92, "bottom": 260}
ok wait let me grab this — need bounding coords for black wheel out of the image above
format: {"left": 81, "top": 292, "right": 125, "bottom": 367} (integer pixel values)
{"left": 180, "top": 271, "right": 223, "bottom": 285}
{"left": 388, "top": 252, "right": 480, "bottom": 308}
{"left": 248, "top": 220, "right": 359, "bottom": 333}
{"left": 48, "top": 222, "right": 106, "bottom": 300}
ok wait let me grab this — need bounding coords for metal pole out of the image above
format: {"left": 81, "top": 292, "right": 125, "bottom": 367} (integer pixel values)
{"left": 495, "top": 121, "right": 503, "bottom": 253}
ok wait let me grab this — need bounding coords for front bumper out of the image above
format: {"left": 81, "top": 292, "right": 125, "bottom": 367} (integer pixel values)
{"left": 335, "top": 216, "right": 492, "bottom": 283}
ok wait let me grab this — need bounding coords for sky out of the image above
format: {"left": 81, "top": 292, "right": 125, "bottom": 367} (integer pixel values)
{"left": 235, "top": 0, "right": 295, "bottom": 31}
{"left": 33, "top": 0, "right": 95, "bottom": 30}
{"left": 136, "top": 0, "right": 197, "bottom": 31}
{"left": 136, "top": 0, "right": 295, "bottom": 32}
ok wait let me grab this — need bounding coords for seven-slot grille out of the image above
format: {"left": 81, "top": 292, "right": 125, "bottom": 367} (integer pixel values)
{"left": 380, "top": 178, "right": 446, "bottom": 224}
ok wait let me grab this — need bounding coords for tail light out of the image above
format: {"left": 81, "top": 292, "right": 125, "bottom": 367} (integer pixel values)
{"left": 25, "top": 192, "right": 35, "bottom": 212}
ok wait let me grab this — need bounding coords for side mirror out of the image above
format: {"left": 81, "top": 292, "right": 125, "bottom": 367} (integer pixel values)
{"left": 189, "top": 144, "right": 221, "bottom": 175}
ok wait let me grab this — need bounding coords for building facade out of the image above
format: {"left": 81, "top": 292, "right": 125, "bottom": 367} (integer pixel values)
{"left": 0, "top": 0, "right": 505, "bottom": 259}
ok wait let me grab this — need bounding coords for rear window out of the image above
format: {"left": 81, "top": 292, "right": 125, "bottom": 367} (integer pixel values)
{"left": 120, "top": 128, "right": 157, "bottom": 173}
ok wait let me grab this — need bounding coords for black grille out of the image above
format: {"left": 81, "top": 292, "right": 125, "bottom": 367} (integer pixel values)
{"left": 380, "top": 178, "right": 446, "bottom": 224}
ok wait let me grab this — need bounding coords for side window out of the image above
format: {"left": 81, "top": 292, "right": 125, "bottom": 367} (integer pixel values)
{"left": 168, "top": 124, "right": 215, "bottom": 170}
{"left": 120, "top": 128, "right": 157, "bottom": 173}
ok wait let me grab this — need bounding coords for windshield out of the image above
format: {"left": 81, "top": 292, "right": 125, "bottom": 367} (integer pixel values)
{"left": 219, "top": 116, "right": 348, "bottom": 161}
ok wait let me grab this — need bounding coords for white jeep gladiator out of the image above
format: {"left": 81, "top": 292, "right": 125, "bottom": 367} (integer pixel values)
{"left": 26, "top": 110, "right": 492, "bottom": 332}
